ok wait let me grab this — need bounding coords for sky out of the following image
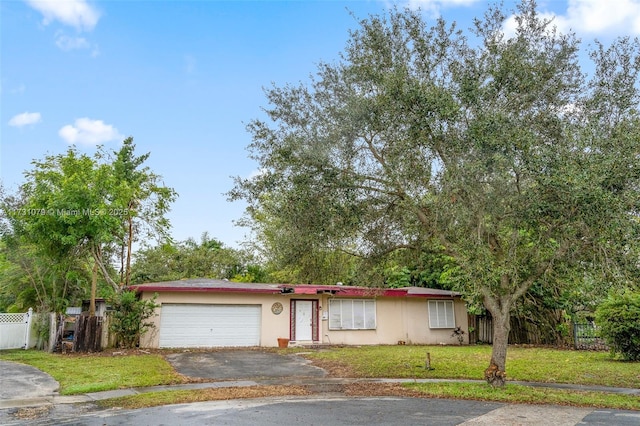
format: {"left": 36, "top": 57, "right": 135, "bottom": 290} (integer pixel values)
{"left": 3, "top": 0, "right": 640, "bottom": 249}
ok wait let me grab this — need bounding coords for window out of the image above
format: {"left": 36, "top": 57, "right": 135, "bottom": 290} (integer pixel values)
{"left": 428, "top": 300, "right": 455, "bottom": 328}
{"left": 329, "top": 299, "right": 376, "bottom": 330}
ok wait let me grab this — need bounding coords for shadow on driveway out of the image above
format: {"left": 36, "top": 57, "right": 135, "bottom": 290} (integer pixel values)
{"left": 165, "top": 350, "right": 326, "bottom": 380}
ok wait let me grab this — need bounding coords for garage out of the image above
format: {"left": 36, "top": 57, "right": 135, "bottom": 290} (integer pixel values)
{"left": 159, "top": 304, "right": 261, "bottom": 348}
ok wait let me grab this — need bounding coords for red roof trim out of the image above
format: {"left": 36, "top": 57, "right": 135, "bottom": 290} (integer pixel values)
{"left": 128, "top": 285, "right": 280, "bottom": 294}
{"left": 129, "top": 281, "right": 460, "bottom": 299}
{"left": 286, "top": 285, "right": 459, "bottom": 298}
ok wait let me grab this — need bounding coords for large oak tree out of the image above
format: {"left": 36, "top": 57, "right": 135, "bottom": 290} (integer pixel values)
{"left": 231, "top": 1, "right": 640, "bottom": 386}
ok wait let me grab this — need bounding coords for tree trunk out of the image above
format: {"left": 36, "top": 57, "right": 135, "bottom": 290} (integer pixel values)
{"left": 125, "top": 213, "right": 133, "bottom": 287}
{"left": 90, "top": 244, "right": 119, "bottom": 292}
{"left": 89, "top": 260, "right": 97, "bottom": 317}
{"left": 485, "top": 307, "right": 510, "bottom": 387}
{"left": 119, "top": 240, "right": 125, "bottom": 285}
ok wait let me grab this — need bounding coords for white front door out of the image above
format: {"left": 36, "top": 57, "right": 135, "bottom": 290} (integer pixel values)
{"left": 294, "top": 301, "right": 313, "bottom": 341}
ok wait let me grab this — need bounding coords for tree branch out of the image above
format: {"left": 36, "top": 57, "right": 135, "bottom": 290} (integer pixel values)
{"left": 90, "top": 244, "right": 120, "bottom": 292}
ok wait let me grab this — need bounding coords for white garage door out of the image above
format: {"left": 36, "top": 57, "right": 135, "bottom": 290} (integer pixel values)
{"left": 159, "top": 304, "right": 261, "bottom": 348}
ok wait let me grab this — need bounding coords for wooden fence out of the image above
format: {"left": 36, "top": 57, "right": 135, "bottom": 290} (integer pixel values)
{"left": 73, "top": 315, "right": 103, "bottom": 352}
{"left": 468, "top": 314, "right": 603, "bottom": 350}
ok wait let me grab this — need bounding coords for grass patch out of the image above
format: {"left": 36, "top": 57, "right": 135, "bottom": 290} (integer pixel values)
{"left": 403, "top": 382, "right": 640, "bottom": 411}
{"left": 0, "top": 350, "right": 185, "bottom": 395}
{"left": 2, "top": 346, "right": 638, "bottom": 411}
{"left": 302, "top": 345, "right": 640, "bottom": 388}
{"left": 96, "top": 385, "right": 310, "bottom": 409}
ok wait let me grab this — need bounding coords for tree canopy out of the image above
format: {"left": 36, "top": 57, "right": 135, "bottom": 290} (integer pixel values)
{"left": 131, "top": 232, "right": 267, "bottom": 284}
{"left": 230, "top": 0, "right": 640, "bottom": 386}
{"left": 2, "top": 138, "right": 176, "bottom": 313}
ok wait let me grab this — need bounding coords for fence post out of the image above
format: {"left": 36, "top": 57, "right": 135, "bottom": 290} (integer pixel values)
{"left": 48, "top": 313, "right": 57, "bottom": 352}
{"left": 23, "top": 308, "right": 33, "bottom": 350}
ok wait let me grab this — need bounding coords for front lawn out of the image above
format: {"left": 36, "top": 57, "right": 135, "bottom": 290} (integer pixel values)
{"left": 0, "top": 350, "right": 185, "bottom": 395}
{"left": 299, "top": 345, "right": 640, "bottom": 388}
{"left": 299, "top": 345, "right": 640, "bottom": 410}
{"left": 2, "top": 345, "right": 638, "bottom": 410}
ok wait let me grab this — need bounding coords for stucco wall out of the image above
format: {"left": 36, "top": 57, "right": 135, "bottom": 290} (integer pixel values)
{"left": 139, "top": 292, "right": 293, "bottom": 348}
{"left": 138, "top": 291, "right": 468, "bottom": 348}
{"left": 319, "top": 296, "right": 469, "bottom": 346}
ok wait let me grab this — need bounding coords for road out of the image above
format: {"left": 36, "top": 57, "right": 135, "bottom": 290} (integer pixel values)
{"left": 3, "top": 396, "right": 640, "bottom": 426}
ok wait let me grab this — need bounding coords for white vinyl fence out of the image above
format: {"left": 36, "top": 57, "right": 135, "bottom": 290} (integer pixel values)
{"left": 0, "top": 308, "right": 33, "bottom": 350}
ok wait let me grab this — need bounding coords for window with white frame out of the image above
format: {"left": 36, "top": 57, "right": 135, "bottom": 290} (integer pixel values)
{"left": 329, "top": 299, "right": 376, "bottom": 330}
{"left": 428, "top": 300, "right": 455, "bottom": 328}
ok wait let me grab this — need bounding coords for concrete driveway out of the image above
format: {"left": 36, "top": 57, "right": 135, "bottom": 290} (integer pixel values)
{"left": 165, "top": 350, "right": 326, "bottom": 380}
{"left": 0, "top": 360, "right": 59, "bottom": 401}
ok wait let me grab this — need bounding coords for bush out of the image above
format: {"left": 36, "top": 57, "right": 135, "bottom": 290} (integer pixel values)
{"left": 108, "top": 291, "right": 158, "bottom": 349}
{"left": 595, "top": 292, "right": 640, "bottom": 361}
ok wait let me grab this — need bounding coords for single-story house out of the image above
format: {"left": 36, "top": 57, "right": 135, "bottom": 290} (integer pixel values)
{"left": 130, "top": 279, "right": 469, "bottom": 348}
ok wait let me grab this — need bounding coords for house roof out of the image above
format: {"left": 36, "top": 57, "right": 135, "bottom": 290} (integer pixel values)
{"left": 130, "top": 278, "right": 459, "bottom": 299}
{"left": 130, "top": 279, "right": 282, "bottom": 294}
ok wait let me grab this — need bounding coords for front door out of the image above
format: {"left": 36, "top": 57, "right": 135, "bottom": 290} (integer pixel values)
{"left": 291, "top": 300, "right": 318, "bottom": 341}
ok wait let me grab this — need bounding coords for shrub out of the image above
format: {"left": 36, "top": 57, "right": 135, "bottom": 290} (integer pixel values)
{"left": 595, "top": 292, "right": 640, "bottom": 361}
{"left": 108, "top": 291, "right": 158, "bottom": 348}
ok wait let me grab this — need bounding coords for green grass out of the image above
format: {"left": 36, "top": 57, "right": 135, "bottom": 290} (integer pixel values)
{"left": 403, "top": 382, "right": 640, "bottom": 411}
{"left": 300, "top": 345, "right": 640, "bottom": 410}
{"left": 2, "top": 346, "right": 639, "bottom": 410}
{"left": 0, "top": 350, "right": 184, "bottom": 395}
{"left": 301, "top": 345, "right": 640, "bottom": 388}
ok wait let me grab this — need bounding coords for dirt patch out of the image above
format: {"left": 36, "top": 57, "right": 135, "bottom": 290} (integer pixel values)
{"left": 184, "top": 385, "right": 310, "bottom": 400}
{"left": 98, "top": 385, "right": 312, "bottom": 409}
{"left": 12, "top": 405, "right": 52, "bottom": 420}
{"left": 304, "top": 357, "right": 357, "bottom": 378}
{"left": 343, "top": 382, "right": 428, "bottom": 398}
{"left": 60, "top": 347, "right": 295, "bottom": 358}
{"left": 97, "top": 383, "right": 429, "bottom": 411}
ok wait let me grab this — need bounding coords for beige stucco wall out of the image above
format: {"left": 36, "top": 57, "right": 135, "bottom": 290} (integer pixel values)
{"left": 139, "top": 291, "right": 294, "bottom": 348}
{"left": 319, "top": 296, "right": 469, "bottom": 346}
{"left": 139, "top": 291, "right": 468, "bottom": 348}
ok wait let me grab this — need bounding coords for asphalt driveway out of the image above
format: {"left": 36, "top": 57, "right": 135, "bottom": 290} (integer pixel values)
{"left": 165, "top": 350, "right": 326, "bottom": 380}
{"left": 0, "top": 360, "right": 59, "bottom": 401}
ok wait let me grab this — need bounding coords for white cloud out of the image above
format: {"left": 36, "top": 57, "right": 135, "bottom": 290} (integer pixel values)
{"left": 54, "top": 32, "right": 99, "bottom": 56}
{"left": 247, "top": 168, "right": 267, "bottom": 180}
{"left": 25, "top": 0, "right": 100, "bottom": 31}
{"left": 398, "top": 0, "right": 640, "bottom": 36}
{"left": 564, "top": 0, "right": 640, "bottom": 34}
{"left": 8, "top": 112, "right": 42, "bottom": 127}
{"left": 503, "top": 11, "right": 563, "bottom": 38}
{"left": 55, "top": 34, "right": 90, "bottom": 51}
{"left": 505, "top": 0, "right": 640, "bottom": 36}
{"left": 58, "top": 118, "right": 123, "bottom": 145}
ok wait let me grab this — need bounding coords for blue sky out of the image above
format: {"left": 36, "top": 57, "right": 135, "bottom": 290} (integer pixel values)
{"left": 3, "top": 0, "right": 640, "bottom": 248}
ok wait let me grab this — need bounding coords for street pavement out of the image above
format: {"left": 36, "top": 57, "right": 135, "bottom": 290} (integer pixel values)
{"left": 1, "top": 353, "right": 639, "bottom": 425}
{"left": 3, "top": 395, "right": 640, "bottom": 426}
